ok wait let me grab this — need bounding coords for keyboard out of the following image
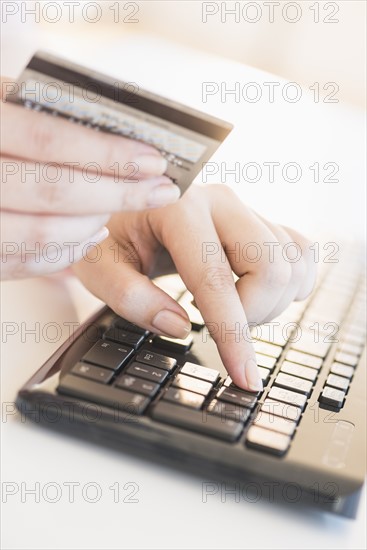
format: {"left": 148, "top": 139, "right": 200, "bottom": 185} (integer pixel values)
{"left": 16, "top": 257, "right": 366, "bottom": 518}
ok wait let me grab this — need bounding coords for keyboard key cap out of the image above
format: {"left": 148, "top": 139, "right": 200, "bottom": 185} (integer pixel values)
{"left": 136, "top": 351, "right": 177, "bottom": 372}
{"left": 258, "top": 324, "right": 288, "bottom": 347}
{"left": 225, "top": 370, "right": 270, "bottom": 388}
{"left": 268, "top": 387, "right": 307, "bottom": 409}
{"left": 290, "top": 331, "right": 330, "bottom": 358}
{"left": 285, "top": 350, "right": 322, "bottom": 370}
{"left": 342, "top": 330, "right": 366, "bottom": 347}
{"left": 207, "top": 400, "right": 251, "bottom": 424}
{"left": 82, "top": 340, "right": 134, "bottom": 371}
{"left": 58, "top": 375, "right": 150, "bottom": 414}
{"left": 115, "top": 375, "right": 160, "bottom": 397}
{"left": 71, "top": 362, "right": 114, "bottom": 384}
{"left": 253, "top": 411, "right": 297, "bottom": 436}
{"left": 178, "top": 291, "right": 205, "bottom": 330}
{"left": 153, "top": 334, "right": 193, "bottom": 353}
{"left": 261, "top": 399, "right": 301, "bottom": 422}
{"left": 223, "top": 376, "right": 232, "bottom": 387}
{"left": 330, "top": 362, "right": 354, "bottom": 379}
{"left": 274, "top": 373, "right": 313, "bottom": 396}
{"left": 280, "top": 361, "right": 318, "bottom": 382}
{"left": 256, "top": 353, "right": 277, "bottom": 371}
{"left": 163, "top": 387, "right": 204, "bottom": 409}
{"left": 326, "top": 373, "right": 349, "bottom": 391}
{"left": 258, "top": 367, "right": 271, "bottom": 385}
{"left": 114, "top": 317, "right": 149, "bottom": 336}
{"left": 180, "top": 362, "right": 220, "bottom": 384}
{"left": 172, "top": 374, "right": 213, "bottom": 396}
{"left": 246, "top": 426, "right": 291, "bottom": 456}
{"left": 254, "top": 340, "right": 282, "bottom": 358}
{"left": 334, "top": 351, "right": 359, "bottom": 367}
{"left": 103, "top": 327, "right": 145, "bottom": 349}
{"left": 152, "top": 401, "right": 243, "bottom": 442}
{"left": 337, "top": 341, "right": 362, "bottom": 357}
{"left": 126, "top": 362, "right": 168, "bottom": 384}
{"left": 217, "top": 387, "right": 258, "bottom": 410}
{"left": 319, "top": 386, "right": 345, "bottom": 408}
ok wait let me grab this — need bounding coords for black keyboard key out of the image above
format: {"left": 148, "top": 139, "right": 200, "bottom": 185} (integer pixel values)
{"left": 258, "top": 324, "right": 288, "bottom": 347}
{"left": 136, "top": 351, "right": 177, "bottom": 372}
{"left": 115, "top": 375, "right": 160, "bottom": 397}
{"left": 254, "top": 340, "right": 282, "bottom": 358}
{"left": 114, "top": 317, "right": 149, "bottom": 335}
{"left": 256, "top": 353, "right": 277, "bottom": 371}
{"left": 82, "top": 340, "right": 133, "bottom": 370}
{"left": 224, "top": 369, "right": 270, "bottom": 387}
{"left": 258, "top": 367, "right": 271, "bottom": 385}
{"left": 163, "top": 387, "right": 204, "bottom": 409}
{"left": 178, "top": 291, "right": 205, "bottom": 330}
{"left": 319, "top": 386, "right": 345, "bottom": 408}
{"left": 280, "top": 361, "right": 318, "bottom": 382}
{"left": 290, "top": 331, "right": 330, "bottom": 358}
{"left": 338, "top": 341, "right": 362, "bottom": 356}
{"left": 172, "top": 374, "right": 213, "bottom": 396}
{"left": 207, "top": 400, "right": 251, "bottom": 424}
{"left": 58, "top": 375, "right": 150, "bottom": 414}
{"left": 223, "top": 377, "right": 262, "bottom": 396}
{"left": 253, "top": 411, "right": 297, "bottom": 436}
{"left": 152, "top": 401, "right": 243, "bottom": 442}
{"left": 285, "top": 350, "right": 322, "bottom": 370}
{"left": 246, "top": 426, "right": 291, "bottom": 456}
{"left": 268, "top": 387, "right": 307, "bottom": 409}
{"left": 126, "top": 362, "right": 168, "bottom": 384}
{"left": 330, "top": 362, "right": 354, "bottom": 379}
{"left": 261, "top": 399, "right": 301, "bottom": 422}
{"left": 103, "top": 327, "right": 145, "bottom": 349}
{"left": 334, "top": 351, "right": 359, "bottom": 367}
{"left": 71, "top": 362, "right": 114, "bottom": 384}
{"left": 326, "top": 373, "right": 349, "bottom": 392}
{"left": 217, "top": 387, "right": 258, "bottom": 410}
{"left": 274, "top": 373, "right": 313, "bottom": 396}
{"left": 180, "top": 362, "right": 220, "bottom": 384}
{"left": 152, "top": 334, "right": 193, "bottom": 353}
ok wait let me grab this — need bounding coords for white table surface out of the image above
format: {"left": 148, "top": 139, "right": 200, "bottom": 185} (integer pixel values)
{"left": 1, "top": 31, "right": 366, "bottom": 550}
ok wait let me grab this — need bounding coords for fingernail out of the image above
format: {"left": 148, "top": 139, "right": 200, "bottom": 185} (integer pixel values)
{"left": 133, "top": 154, "right": 168, "bottom": 175}
{"left": 147, "top": 184, "right": 181, "bottom": 207}
{"left": 245, "top": 358, "right": 263, "bottom": 392}
{"left": 152, "top": 310, "right": 191, "bottom": 339}
{"left": 89, "top": 226, "right": 109, "bottom": 244}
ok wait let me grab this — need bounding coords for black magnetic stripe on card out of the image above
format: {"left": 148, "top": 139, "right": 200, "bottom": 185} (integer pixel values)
{"left": 26, "top": 55, "right": 233, "bottom": 140}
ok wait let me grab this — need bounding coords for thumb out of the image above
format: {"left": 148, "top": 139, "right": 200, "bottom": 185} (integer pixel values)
{"left": 73, "top": 238, "right": 191, "bottom": 339}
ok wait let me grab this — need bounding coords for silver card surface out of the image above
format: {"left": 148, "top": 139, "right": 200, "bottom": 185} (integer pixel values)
{"left": 7, "top": 51, "right": 233, "bottom": 194}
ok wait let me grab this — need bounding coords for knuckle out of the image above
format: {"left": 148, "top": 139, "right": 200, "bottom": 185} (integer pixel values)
{"left": 102, "top": 135, "right": 137, "bottom": 177}
{"left": 198, "top": 265, "right": 234, "bottom": 294}
{"left": 29, "top": 117, "right": 55, "bottom": 158}
{"left": 208, "top": 183, "right": 235, "bottom": 200}
{"left": 109, "top": 276, "right": 146, "bottom": 316}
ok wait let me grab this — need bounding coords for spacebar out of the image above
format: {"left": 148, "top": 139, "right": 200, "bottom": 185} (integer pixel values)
{"left": 151, "top": 401, "right": 243, "bottom": 442}
{"left": 57, "top": 374, "right": 150, "bottom": 414}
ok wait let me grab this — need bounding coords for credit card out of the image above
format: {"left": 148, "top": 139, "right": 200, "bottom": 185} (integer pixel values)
{"left": 6, "top": 51, "right": 233, "bottom": 194}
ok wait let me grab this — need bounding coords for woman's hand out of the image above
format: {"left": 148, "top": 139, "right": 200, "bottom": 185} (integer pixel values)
{"left": 1, "top": 78, "right": 180, "bottom": 279}
{"left": 73, "top": 184, "right": 317, "bottom": 392}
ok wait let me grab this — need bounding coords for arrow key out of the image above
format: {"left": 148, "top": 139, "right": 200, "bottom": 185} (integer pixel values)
{"left": 126, "top": 362, "right": 168, "bottom": 385}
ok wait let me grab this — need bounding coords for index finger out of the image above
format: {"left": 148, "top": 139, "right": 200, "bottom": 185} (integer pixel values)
{"left": 1, "top": 100, "right": 167, "bottom": 179}
{"left": 150, "top": 197, "right": 263, "bottom": 392}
